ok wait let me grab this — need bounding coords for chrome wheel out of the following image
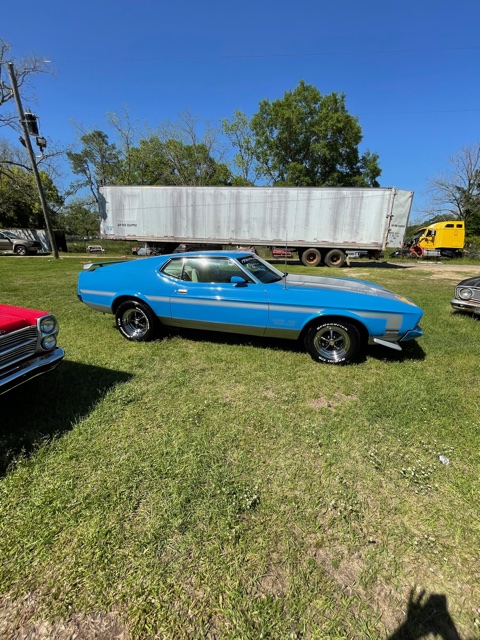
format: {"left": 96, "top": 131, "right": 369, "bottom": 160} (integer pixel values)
{"left": 115, "top": 300, "right": 157, "bottom": 341}
{"left": 313, "top": 325, "right": 350, "bottom": 361}
{"left": 305, "top": 320, "right": 362, "bottom": 364}
{"left": 121, "top": 308, "right": 149, "bottom": 339}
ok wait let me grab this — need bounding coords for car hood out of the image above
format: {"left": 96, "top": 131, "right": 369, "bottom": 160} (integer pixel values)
{"left": 456, "top": 276, "right": 480, "bottom": 288}
{"left": 284, "top": 274, "right": 409, "bottom": 302}
{"left": 0, "top": 304, "right": 45, "bottom": 333}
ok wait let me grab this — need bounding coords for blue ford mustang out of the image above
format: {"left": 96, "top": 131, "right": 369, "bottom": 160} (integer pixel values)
{"left": 78, "top": 251, "right": 423, "bottom": 365}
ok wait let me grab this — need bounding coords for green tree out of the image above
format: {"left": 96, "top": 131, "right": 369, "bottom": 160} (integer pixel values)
{"left": 127, "top": 136, "right": 231, "bottom": 186}
{"left": 249, "top": 80, "right": 381, "bottom": 187}
{"left": 67, "top": 130, "right": 121, "bottom": 204}
{"left": 60, "top": 199, "right": 100, "bottom": 237}
{"left": 127, "top": 136, "right": 174, "bottom": 185}
{"left": 0, "top": 164, "right": 63, "bottom": 228}
{"left": 126, "top": 112, "right": 232, "bottom": 186}
{"left": 222, "top": 110, "right": 259, "bottom": 185}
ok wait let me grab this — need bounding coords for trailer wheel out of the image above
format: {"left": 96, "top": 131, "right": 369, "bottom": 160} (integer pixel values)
{"left": 300, "top": 248, "right": 322, "bottom": 267}
{"left": 115, "top": 300, "right": 158, "bottom": 341}
{"left": 324, "top": 249, "right": 346, "bottom": 268}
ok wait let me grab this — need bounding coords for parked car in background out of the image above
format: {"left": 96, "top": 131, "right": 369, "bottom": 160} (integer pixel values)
{"left": 78, "top": 250, "right": 423, "bottom": 365}
{"left": 0, "top": 304, "right": 64, "bottom": 395}
{"left": 87, "top": 245, "right": 105, "bottom": 253}
{"left": 450, "top": 276, "right": 480, "bottom": 315}
{"left": 0, "top": 230, "right": 41, "bottom": 256}
{"left": 132, "top": 243, "right": 159, "bottom": 256}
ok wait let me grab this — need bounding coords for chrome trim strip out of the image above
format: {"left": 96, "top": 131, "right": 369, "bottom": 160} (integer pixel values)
{"left": 145, "top": 295, "right": 171, "bottom": 303}
{"left": 80, "top": 289, "right": 116, "bottom": 296}
{"left": 171, "top": 297, "right": 268, "bottom": 311}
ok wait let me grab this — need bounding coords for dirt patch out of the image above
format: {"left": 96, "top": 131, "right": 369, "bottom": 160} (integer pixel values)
{"left": 257, "top": 565, "right": 288, "bottom": 597}
{"left": 350, "top": 261, "right": 480, "bottom": 278}
{"left": 0, "top": 594, "right": 128, "bottom": 640}
{"left": 308, "top": 392, "right": 357, "bottom": 412}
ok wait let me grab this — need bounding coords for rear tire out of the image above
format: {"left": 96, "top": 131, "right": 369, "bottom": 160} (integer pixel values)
{"left": 115, "top": 300, "right": 158, "bottom": 341}
{"left": 300, "top": 248, "right": 322, "bottom": 267}
{"left": 305, "top": 320, "right": 363, "bottom": 364}
{"left": 324, "top": 249, "right": 346, "bottom": 268}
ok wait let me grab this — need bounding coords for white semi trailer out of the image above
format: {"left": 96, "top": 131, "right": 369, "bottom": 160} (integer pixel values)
{"left": 99, "top": 185, "right": 413, "bottom": 267}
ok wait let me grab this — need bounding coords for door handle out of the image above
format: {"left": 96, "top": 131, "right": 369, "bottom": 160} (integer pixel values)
{"left": 177, "top": 289, "right": 188, "bottom": 294}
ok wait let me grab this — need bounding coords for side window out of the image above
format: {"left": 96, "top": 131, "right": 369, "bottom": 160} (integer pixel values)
{"left": 162, "top": 257, "right": 254, "bottom": 283}
{"left": 212, "top": 258, "right": 253, "bottom": 283}
{"left": 161, "top": 258, "right": 183, "bottom": 280}
{"left": 188, "top": 257, "right": 253, "bottom": 283}
{"left": 445, "top": 224, "right": 454, "bottom": 228}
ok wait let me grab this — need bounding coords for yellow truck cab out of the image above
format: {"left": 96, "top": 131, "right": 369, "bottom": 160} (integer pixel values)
{"left": 409, "top": 220, "right": 465, "bottom": 258}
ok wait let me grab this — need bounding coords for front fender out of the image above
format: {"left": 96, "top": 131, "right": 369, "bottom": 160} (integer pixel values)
{"left": 300, "top": 308, "right": 403, "bottom": 338}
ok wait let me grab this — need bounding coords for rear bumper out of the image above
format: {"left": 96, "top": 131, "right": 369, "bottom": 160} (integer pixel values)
{"left": 451, "top": 299, "right": 480, "bottom": 314}
{"left": 0, "top": 347, "right": 65, "bottom": 395}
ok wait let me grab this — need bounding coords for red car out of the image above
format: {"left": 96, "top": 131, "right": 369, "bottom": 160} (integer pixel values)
{"left": 0, "top": 304, "right": 64, "bottom": 395}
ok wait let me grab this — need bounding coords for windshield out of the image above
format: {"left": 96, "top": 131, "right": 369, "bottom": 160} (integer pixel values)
{"left": 1, "top": 231, "right": 21, "bottom": 239}
{"left": 412, "top": 228, "right": 426, "bottom": 243}
{"left": 238, "top": 255, "right": 284, "bottom": 284}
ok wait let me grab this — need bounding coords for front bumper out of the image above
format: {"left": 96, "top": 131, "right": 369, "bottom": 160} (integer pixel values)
{"left": 0, "top": 347, "right": 65, "bottom": 395}
{"left": 450, "top": 299, "right": 480, "bottom": 315}
{"left": 399, "top": 324, "right": 424, "bottom": 341}
{"left": 369, "top": 324, "right": 423, "bottom": 351}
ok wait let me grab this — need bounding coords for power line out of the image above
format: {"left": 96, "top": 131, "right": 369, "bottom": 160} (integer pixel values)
{"left": 53, "top": 46, "right": 480, "bottom": 64}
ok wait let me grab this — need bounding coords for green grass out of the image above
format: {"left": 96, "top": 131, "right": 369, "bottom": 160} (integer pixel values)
{"left": 1, "top": 256, "right": 479, "bottom": 639}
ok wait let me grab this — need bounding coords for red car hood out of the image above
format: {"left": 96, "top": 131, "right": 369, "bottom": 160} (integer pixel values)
{"left": 0, "top": 304, "right": 47, "bottom": 333}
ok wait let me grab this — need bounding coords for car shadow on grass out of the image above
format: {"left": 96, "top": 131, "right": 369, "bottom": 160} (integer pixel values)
{"left": 0, "top": 361, "right": 132, "bottom": 477}
{"left": 163, "top": 326, "right": 305, "bottom": 357}
{"left": 366, "top": 340, "right": 426, "bottom": 363}
{"left": 161, "top": 327, "right": 426, "bottom": 364}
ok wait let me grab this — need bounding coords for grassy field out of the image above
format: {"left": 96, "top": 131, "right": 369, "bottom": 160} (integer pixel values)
{"left": 0, "top": 255, "right": 479, "bottom": 639}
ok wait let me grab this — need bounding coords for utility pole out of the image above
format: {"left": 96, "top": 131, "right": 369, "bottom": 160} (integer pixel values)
{"left": 7, "top": 62, "right": 59, "bottom": 259}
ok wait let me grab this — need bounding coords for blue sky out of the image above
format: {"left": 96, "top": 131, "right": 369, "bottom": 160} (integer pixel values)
{"left": 2, "top": 0, "right": 480, "bottom": 221}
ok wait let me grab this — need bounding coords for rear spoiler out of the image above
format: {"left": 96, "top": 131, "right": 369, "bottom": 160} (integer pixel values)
{"left": 82, "top": 260, "right": 127, "bottom": 271}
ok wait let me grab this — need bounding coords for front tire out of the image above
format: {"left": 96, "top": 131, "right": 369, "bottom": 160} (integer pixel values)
{"left": 15, "top": 245, "right": 27, "bottom": 256}
{"left": 115, "top": 300, "right": 158, "bottom": 341}
{"left": 305, "top": 320, "right": 363, "bottom": 364}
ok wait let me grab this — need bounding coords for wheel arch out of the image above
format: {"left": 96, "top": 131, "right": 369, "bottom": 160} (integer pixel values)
{"left": 299, "top": 313, "right": 369, "bottom": 345}
{"left": 111, "top": 294, "right": 153, "bottom": 315}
